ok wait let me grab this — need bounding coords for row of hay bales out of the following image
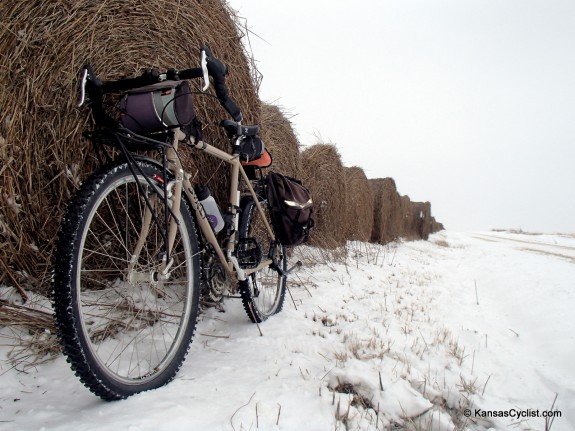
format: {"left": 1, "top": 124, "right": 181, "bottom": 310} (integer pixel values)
{"left": 257, "top": 109, "right": 444, "bottom": 247}
{"left": 0, "top": 0, "right": 442, "bottom": 294}
{"left": 370, "top": 178, "right": 444, "bottom": 244}
{"left": 298, "top": 147, "right": 443, "bottom": 247}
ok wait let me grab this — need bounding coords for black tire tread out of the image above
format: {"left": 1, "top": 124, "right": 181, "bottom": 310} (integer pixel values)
{"left": 51, "top": 161, "right": 199, "bottom": 400}
{"left": 238, "top": 197, "right": 287, "bottom": 323}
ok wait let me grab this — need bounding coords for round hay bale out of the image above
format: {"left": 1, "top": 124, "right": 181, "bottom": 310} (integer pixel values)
{"left": 410, "top": 201, "right": 432, "bottom": 240}
{"left": 399, "top": 195, "right": 417, "bottom": 239}
{"left": 259, "top": 103, "right": 300, "bottom": 177}
{"left": 0, "top": 0, "right": 260, "bottom": 293}
{"left": 343, "top": 166, "right": 373, "bottom": 242}
{"left": 369, "top": 177, "right": 403, "bottom": 244}
{"left": 419, "top": 201, "right": 435, "bottom": 240}
{"left": 299, "top": 143, "right": 346, "bottom": 248}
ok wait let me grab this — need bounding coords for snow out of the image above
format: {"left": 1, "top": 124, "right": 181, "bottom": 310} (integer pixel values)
{"left": 1, "top": 231, "right": 574, "bottom": 430}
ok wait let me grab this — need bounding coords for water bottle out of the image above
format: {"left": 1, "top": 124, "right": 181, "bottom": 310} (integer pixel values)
{"left": 196, "top": 186, "right": 225, "bottom": 233}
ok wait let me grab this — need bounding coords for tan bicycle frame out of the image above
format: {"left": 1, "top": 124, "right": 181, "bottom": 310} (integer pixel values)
{"left": 159, "top": 129, "right": 276, "bottom": 282}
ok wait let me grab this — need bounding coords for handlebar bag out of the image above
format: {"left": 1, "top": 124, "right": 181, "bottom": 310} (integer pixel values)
{"left": 266, "top": 171, "right": 314, "bottom": 247}
{"left": 120, "top": 80, "right": 195, "bottom": 133}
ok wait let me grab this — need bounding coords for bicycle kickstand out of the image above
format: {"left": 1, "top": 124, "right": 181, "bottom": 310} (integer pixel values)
{"left": 284, "top": 260, "right": 303, "bottom": 276}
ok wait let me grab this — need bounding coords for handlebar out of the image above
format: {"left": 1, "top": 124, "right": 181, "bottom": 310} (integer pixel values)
{"left": 202, "top": 46, "right": 243, "bottom": 122}
{"left": 79, "top": 47, "right": 243, "bottom": 123}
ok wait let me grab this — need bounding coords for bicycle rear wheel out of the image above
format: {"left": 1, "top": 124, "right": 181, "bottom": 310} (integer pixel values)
{"left": 238, "top": 197, "right": 287, "bottom": 323}
{"left": 52, "top": 161, "right": 200, "bottom": 400}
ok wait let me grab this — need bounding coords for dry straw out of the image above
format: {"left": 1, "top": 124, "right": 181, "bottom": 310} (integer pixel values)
{"left": 400, "top": 195, "right": 416, "bottom": 239}
{"left": 343, "top": 166, "right": 373, "bottom": 242}
{"left": 299, "top": 143, "right": 347, "bottom": 248}
{"left": 0, "top": 298, "right": 59, "bottom": 368}
{"left": 370, "top": 178, "right": 403, "bottom": 244}
{"left": 259, "top": 103, "right": 300, "bottom": 177}
{"left": 0, "top": 0, "right": 260, "bottom": 293}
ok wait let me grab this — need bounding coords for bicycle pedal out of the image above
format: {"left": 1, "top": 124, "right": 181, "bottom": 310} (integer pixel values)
{"left": 236, "top": 237, "right": 262, "bottom": 269}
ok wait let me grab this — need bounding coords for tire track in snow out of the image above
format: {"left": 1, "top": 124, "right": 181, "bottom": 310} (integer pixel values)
{"left": 471, "top": 233, "right": 575, "bottom": 264}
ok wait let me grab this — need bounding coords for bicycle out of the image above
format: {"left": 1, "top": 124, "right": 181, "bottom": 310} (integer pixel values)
{"left": 51, "top": 47, "right": 300, "bottom": 400}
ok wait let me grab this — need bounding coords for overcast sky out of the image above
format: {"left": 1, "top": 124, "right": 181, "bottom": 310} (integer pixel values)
{"left": 228, "top": 0, "right": 575, "bottom": 233}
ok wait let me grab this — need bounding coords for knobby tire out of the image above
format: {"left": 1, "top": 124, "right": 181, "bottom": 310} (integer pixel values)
{"left": 51, "top": 161, "right": 200, "bottom": 400}
{"left": 238, "top": 197, "right": 287, "bottom": 323}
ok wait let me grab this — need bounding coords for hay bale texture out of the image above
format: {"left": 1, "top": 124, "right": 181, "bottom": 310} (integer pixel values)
{"left": 371, "top": 181, "right": 444, "bottom": 243}
{"left": 399, "top": 195, "right": 415, "bottom": 239}
{"left": 408, "top": 201, "right": 444, "bottom": 240}
{"left": 370, "top": 178, "right": 403, "bottom": 244}
{"left": 410, "top": 201, "right": 432, "bottom": 240}
{"left": 259, "top": 103, "right": 300, "bottom": 177}
{"left": 0, "top": 0, "right": 260, "bottom": 293}
{"left": 299, "top": 143, "right": 347, "bottom": 248}
{"left": 343, "top": 166, "right": 373, "bottom": 242}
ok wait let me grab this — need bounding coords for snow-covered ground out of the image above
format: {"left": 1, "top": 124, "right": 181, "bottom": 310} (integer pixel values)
{"left": 1, "top": 231, "right": 574, "bottom": 430}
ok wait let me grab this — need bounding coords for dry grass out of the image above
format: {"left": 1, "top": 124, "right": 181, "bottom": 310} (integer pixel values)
{"left": 0, "top": 296, "right": 59, "bottom": 370}
{"left": 433, "top": 239, "right": 450, "bottom": 247}
{"left": 0, "top": 300, "right": 55, "bottom": 332}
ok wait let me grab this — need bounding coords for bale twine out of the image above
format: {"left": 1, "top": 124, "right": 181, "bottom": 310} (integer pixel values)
{"left": 299, "top": 143, "right": 346, "bottom": 248}
{"left": 343, "top": 166, "right": 373, "bottom": 242}
{"left": 259, "top": 103, "right": 300, "bottom": 177}
{"left": 0, "top": 0, "right": 260, "bottom": 293}
{"left": 369, "top": 177, "right": 403, "bottom": 244}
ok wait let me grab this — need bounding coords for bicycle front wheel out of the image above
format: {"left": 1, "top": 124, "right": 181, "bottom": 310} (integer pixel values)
{"left": 238, "top": 197, "right": 287, "bottom": 323}
{"left": 52, "top": 161, "right": 200, "bottom": 400}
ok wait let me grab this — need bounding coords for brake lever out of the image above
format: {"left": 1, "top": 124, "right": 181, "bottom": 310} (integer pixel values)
{"left": 78, "top": 68, "right": 88, "bottom": 107}
{"left": 200, "top": 49, "right": 209, "bottom": 91}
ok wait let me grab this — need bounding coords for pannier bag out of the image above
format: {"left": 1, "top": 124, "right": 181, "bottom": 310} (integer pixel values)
{"left": 266, "top": 171, "right": 314, "bottom": 247}
{"left": 120, "top": 80, "right": 195, "bottom": 133}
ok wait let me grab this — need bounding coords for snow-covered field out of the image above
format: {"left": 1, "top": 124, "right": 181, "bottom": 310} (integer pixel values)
{"left": 1, "top": 231, "right": 574, "bottom": 430}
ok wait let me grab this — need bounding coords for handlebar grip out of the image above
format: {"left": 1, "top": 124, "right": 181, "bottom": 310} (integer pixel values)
{"left": 202, "top": 47, "right": 243, "bottom": 122}
{"left": 178, "top": 67, "right": 204, "bottom": 80}
{"left": 212, "top": 78, "right": 243, "bottom": 122}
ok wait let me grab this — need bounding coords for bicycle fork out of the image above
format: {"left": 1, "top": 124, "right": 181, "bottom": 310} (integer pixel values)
{"left": 125, "top": 139, "right": 185, "bottom": 284}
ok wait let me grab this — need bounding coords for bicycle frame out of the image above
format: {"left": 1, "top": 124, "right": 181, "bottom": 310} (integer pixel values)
{"left": 139, "top": 128, "right": 276, "bottom": 283}
{"left": 53, "top": 57, "right": 292, "bottom": 401}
